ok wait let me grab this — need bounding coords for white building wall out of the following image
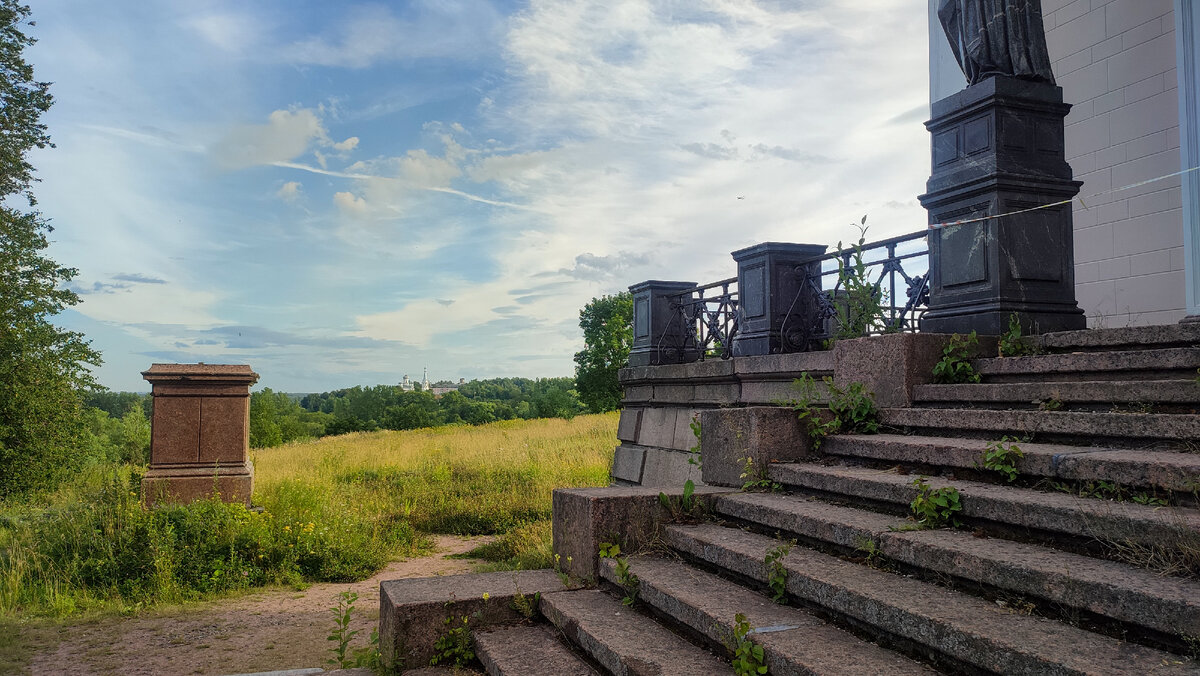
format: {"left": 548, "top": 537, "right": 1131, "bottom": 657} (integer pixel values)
{"left": 930, "top": 0, "right": 1189, "bottom": 327}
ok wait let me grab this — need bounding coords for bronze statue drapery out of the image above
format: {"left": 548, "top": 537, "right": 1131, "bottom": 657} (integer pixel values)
{"left": 938, "top": 0, "right": 1056, "bottom": 85}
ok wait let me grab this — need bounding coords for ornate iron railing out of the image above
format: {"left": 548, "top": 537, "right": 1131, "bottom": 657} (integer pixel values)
{"left": 782, "top": 230, "right": 930, "bottom": 352}
{"left": 664, "top": 277, "right": 739, "bottom": 361}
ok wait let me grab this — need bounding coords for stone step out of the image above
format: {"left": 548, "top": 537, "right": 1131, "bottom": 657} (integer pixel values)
{"left": 766, "top": 462, "right": 1200, "bottom": 548}
{"left": 714, "top": 492, "right": 1200, "bottom": 640}
{"left": 879, "top": 407, "right": 1200, "bottom": 444}
{"left": 913, "top": 380, "right": 1200, "bottom": 407}
{"left": 664, "top": 523, "right": 1198, "bottom": 675}
{"left": 474, "top": 624, "right": 599, "bottom": 676}
{"left": 972, "top": 347, "right": 1200, "bottom": 383}
{"left": 1033, "top": 323, "right": 1200, "bottom": 353}
{"left": 598, "top": 555, "right": 931, "bottom": 675}
{"left": 821, "top": 434, "right": 1200, "bottom": 492}
{"left": 539, "top": 589, "right": 730, "bottom": 675}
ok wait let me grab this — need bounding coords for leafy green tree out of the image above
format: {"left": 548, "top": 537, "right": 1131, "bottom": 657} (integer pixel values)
{"left": 0, "top": 2, "right": 101, "bottom": 496}
{"left": 573, "top": 293, "right": 633, "bottom": 413}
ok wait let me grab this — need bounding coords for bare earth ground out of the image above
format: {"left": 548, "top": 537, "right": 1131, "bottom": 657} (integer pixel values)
{"left": 22, "top": 535, "right": 494, "bottom": 676}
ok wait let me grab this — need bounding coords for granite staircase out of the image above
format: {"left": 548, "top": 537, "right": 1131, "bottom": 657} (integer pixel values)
{"left": 384, "top": 325, "right": 1200, "bottom": 675}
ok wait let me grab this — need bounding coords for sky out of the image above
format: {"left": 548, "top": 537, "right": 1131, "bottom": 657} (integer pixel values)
{"left": 27, "top": 0, "right": 934, "bottom": 393}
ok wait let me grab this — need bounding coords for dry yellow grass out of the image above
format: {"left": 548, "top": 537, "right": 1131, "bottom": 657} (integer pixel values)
{"left": 252, "top": 413, "right": 618, "bottom": 536}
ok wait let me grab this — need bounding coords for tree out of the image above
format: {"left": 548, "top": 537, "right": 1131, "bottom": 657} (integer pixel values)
{"left": 573, "top": 292, "right": 633, "bottom": 413}
{"left": 0, "top": 2, "right": 101, "bottom": 496}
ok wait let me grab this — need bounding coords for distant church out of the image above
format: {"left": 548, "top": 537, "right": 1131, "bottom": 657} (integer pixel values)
{"left": 399, "top": 368, "right": 465, "bottom": 397}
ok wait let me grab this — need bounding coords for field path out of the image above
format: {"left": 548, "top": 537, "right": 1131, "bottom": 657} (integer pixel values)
{"left": 26, "top": 535, "right": 494, "bottom": 676}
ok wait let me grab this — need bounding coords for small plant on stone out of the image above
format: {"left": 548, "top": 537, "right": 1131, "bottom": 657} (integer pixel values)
{"left": 998, "top": 313, "right": 1038, "bottom": 357}
{"left": 510, "top": 578, "right": 541, "bottom": 620}
{"left": 764, "top": 540, "right": 794, "bottom": 604}
{"left": 688, "top": 416, "right": 702, "bottom": 465}
{"left": 832, "top": 218, "right": 889, "bottom": 340}
{"left": 730, "top": 613, "right": 770, "bottom": 675}
{"left": 740, "top": 456, "right": 781, "bottom": 493}
{"left": 791, "top": 374, "right": 879, "bottom": 450}
{"left": 853, "top": 536, "right": 885, "bottom": 570}
{"left": 932, "top": 332, "right": 982, "bottom": 384}
{"left": 658, "top": 479, "right": 702, "bottom": 521}
{"left": 910, "top": 476, "right": 963, "bottom": 528}
{"left": 1038, "top": 398, "right": 1063, "bottom": 411}
{"left": 599, "top": 542, "right": 639, "bottom": 606}
{"left": 327, "top": 590, "right": 363, "bottom": 669}
{"left": 430, "top": 612, "right": 475, "bottom": 667}
{"left": 981, "top": 437, "right": 1024, "bottom": 483}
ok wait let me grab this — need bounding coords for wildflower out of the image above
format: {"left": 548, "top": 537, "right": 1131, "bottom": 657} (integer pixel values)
{"left": 482, "top": 593, "right": 490, "bottom": 601}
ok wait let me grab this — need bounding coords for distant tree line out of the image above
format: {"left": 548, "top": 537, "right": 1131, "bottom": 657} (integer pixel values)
{"left": 249, "top": 377, "right": 587, "bottom": 448}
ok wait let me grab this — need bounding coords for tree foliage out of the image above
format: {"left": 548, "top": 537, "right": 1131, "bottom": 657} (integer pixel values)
{"left": 0, "top": 2, "right": 101, "bottom": 496}
{"left": 573, "top": 293, "right": 633, "bottom": 413}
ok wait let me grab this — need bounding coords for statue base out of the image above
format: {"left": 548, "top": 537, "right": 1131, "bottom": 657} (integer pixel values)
{"left": 919, "top": 76, "right": 1086, "bottom": 336}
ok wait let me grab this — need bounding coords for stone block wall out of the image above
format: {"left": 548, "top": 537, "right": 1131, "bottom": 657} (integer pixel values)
{"left": 1044, "top": 0, "right": 1186, "bottom": 327}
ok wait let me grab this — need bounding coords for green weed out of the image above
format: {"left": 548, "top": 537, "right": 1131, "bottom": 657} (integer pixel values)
{"left": 740, "top": 457, "right": 781, "bottom": 493}
{"left": 730, "top": 613, "right": 769, "bottom": 675}
{"left": 764, "top": 540, "right": 794, "bottom": 604}
{"left": 910, "top": 477, "right": 963, "bottom": 528}
{"left": 599, "top": 542, "right": 639, "bottom": 606}
{"left": 791, "top": 374, "right": 879, "bottom": 450}
{"left": 998, "top": 314, "right": 1038, "bottom": 357}
{"left": 981, "top": 437, "right": 1025, "bottom": 482}
{"left": 932, "top": 332, "right": 982, "bottom": 384}
{"left": 430, "top": 612, "right": 474, "bottom": 667}
{"left": 832, "top": 219, "right": 889, "bottom": 340}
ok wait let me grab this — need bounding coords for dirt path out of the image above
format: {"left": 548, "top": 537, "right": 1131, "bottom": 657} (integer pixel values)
{"left": 25, "top": 535, "right": 494, "bottom": 676}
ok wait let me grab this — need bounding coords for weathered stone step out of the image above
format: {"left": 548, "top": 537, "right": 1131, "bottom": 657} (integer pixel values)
{"left": 474, "top": 624, "right": 599, "bottom": 676}
{"left": 539, "top": 589, "right": 729, "bottom": 675}
{"left": 766, "top": 462, "right": 1200, "bottom": 548}
{"left": 599, "top": 555, "right": 931, "bottom": 675}
{"left": 913, "top": 380, "right": 1200, "bottom": 406}
{"left": 972, "top": 347, "right": 1200, "bottom": 383}
{"left": 1033, "top": 323, "right": 1200, "bottom": 353}
{"left": 715, "top": 492, "right": 1200, "bottom": 640}
{"left": 821, "top": 434, "right": 1200, "bottom": 492}
{"left": 880, "top": 407, "right": 1200, "bottom": 443}
{"left": 665, "top": 523, "right": 1198, "bottom": 675}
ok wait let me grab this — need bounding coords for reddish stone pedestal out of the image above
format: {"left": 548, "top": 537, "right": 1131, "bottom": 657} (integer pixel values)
{"left": 141, "top": 364, "right": 259, "bottom": 507}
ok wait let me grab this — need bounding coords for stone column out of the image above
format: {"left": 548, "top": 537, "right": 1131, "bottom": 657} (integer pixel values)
{"left": 919, "top": 76, "right": 1087, "bottom": 335}
{"left": 141, "top": 364, "right": 259, "bottom": 507}
{"left": 628, "top": 280, "right": 698, "bottom": 367}
{"left": 730, "top": 242, "right": 827, "bottom": 356}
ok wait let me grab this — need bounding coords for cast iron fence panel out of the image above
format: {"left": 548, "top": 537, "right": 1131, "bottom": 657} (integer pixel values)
{"left": 782, "top": 230, "right": 929, "bottom": 352}
{"left": 663, "top": 277, "right": 739, "bottom": 362}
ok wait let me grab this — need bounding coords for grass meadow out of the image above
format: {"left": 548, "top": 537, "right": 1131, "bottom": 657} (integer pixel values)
{"left": 0, "top": 413, "right": 617, "bottom": 619}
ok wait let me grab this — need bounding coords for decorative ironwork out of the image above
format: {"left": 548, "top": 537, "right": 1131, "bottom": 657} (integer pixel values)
{"left": 661, "top": 278, "right": 739, "bottom": 362}
{"left": 784, "top": 230, "right": 930, "bottom": 351}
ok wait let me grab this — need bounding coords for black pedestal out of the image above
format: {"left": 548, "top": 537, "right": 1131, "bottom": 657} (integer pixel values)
{"left": 730, "top": 242, "right": 827, "bottom": 356}
{"left": 918, "top": 76, "right": 1086, "bottom": 335}
{"left": 627, "top": 280, "right": 698, "bottom": 367}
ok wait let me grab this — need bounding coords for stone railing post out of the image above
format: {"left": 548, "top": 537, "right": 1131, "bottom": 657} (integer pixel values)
{"left": 141, "top": 363, "right": 259, "bottom": 507}
{"left": 731, "top": 242, "right": 828, "bottom": 356}
{"left": 628, "top": 280, "right": 698, "bottom": 367}
{"left": 919, "top": 76, "right": 1086, "bottom": 335}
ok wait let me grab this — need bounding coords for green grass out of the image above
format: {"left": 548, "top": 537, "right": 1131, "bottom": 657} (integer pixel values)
{"left": 0, "top": 413, "right": 617, "bottom": 619}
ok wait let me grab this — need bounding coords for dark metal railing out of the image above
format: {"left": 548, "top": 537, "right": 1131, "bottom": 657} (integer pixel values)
{"left": 783, "top": 230, "right": 930, "bottom": 352}
{"left": 665, "top": 277, "right": 738, "bottom": 361}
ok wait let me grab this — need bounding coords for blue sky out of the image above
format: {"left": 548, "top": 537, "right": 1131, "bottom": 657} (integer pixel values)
{"left": 29, "top": 0, "right": 932, "bottom": 392}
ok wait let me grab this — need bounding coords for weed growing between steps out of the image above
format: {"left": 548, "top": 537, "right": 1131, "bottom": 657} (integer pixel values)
{"left": 599, "top": 543, "right": 639, "bottom": 606}
{"left": 1042, "top": 479, "right": 1169, "bottom": 507}
{"left": 729, "top": 613, "right": 770, "bottom": 675}
{"left": 791, "top": 374, "right": 879, "bottom": 450}
{"left": 909, "top": 477, "right": 963, "bottom": 528}
{"left": 764, "top": 540, "right": 795, "bottom": 604}
{"left": 740, "top": 456, "right": 782, "bottom": 493}
{"left": 931, "top": 332, "right": 982, "bottom": 384}
{"left": 998, "top": 314, "right": 1040, "bottom": 357}
{"left": 980, "top": 437, "right": 1025, "bottom": 482}
{"left": 430, "top": 613, "right": 475, "bottom": 667}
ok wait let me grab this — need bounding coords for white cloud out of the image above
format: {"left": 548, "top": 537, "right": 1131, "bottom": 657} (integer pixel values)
{"left": 333, "top": 191, "right": 368, "bottom": 215}
{"left": 332, "top": 136, "right": 359, "bottom": 152}
{"left": 212, "top": 108, "right": 328, "bottom": 169}
{"left": 277, "top": 180, "right": 303, "bottom": 202}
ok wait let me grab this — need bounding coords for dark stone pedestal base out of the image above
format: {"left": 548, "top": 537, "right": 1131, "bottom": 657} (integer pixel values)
{"left": 919, "top": 76, "right": 1085, "bottom": 336}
